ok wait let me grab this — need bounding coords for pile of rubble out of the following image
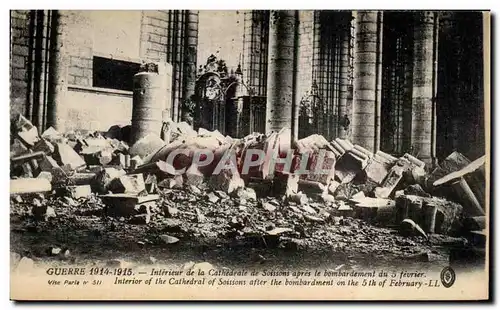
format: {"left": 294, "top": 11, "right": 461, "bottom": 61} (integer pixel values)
{"left": 10, "top": 113, "right": 487, "bottom": 255}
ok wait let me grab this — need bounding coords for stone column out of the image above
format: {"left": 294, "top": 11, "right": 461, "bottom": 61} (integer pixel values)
{"left": 46, "top": 10, "right": 68, "bottom": 131}
{"left": 181, "top": 10, "right": 199, "bottom": 123}
{"left": 411, "top": 12, "right": 437, "bottom": 164}
{"left": 352, "top": 11, "right": 383, "bottom": 152}
{"left": 338, "top": 11, "right": 353, "bottom": 139}
{"left": 265, "top": 10, "right": 298, "bottom": 134}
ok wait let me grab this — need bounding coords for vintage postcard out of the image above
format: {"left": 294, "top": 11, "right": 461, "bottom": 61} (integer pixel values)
{"left": 9, "top": 9, "right": 490, "bottom": 300}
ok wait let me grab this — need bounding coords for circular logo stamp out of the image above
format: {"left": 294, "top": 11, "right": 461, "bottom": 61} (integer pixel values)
{"left": 440, "top": 266, "right": 456, "bottom": 288}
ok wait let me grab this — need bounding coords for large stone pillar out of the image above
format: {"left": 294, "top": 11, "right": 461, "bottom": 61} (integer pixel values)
{"left": 47, "top": 10, "right": 68, "bottom": 131}
{"left": 181, "top": 10, "right": 199, "bottom": 122}
{"left": 411, "top": 12, "right": 438, "bottom": 164}
{"left": 352, "top": 11, "right": 383, "bottom": 152}
{"left": 338, "top": 11, "right": 353, "bottom": 139}
{"left": 265, "top": 10, "right": 298, "bottom": 134}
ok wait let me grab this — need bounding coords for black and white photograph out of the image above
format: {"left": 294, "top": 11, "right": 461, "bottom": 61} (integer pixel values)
{"left": 8, "top": 9, "right": 490, "bottom": 300}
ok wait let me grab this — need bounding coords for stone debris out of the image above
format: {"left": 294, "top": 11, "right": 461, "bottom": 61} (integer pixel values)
{"left": 9, "top": 114, "right": 487, "bottom": 265}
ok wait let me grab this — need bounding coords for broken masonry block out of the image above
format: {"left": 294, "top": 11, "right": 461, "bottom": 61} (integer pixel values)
{"left": 373, "top": 158, "right": 412, "bottom": 199}
{"left": 434, "top": 155, "right": 486, "bottom": 216}
{"left": 13, "top": 114, "right": 39, "bottom": 146}
{"left": 327, "top": 180, "right": 340, "bottom": 195}
{"left": 144, "top": 174, "right": 157, "bottom": 194}
{"left": 129, "top": 134, "right": 166, "bottom": 159}
{"left": 335, "top": 145, "right": 372, "bottom": 184}
{"left": 68, "top": 172, "right": 97, "bottom": 186}
{"left": 208, "top": 168, "right": 244, "bottom": 194}
{"left": 421, "top": 202, "right": 438, "bottom": 234}
{"left": 303, "top": 150, "right": 336, "bottom": 185}
{"left": 395, "top": 195, "right": 424, "bottom": 225}
{"left": 285, "top": 173, "right": 299, "bottom": 197}
{"left": 234, "top": 187, "right": 257, "bottom": 201}
{"left": 403, "top": 184, "right": 431, "bottom": 197}
{"left": 54, "top": 143, "right": 86, "bottom": 171}
{"left": 32, "top": 138, "right": 55, "bottom": 155}
{"left": 100, "top": 194, "right": 158, "bottom": 217}
{"left": 287, "top": 192, "right": 308, "bottom": 205}
{"left": 157, "top": 174, "right": 184, "bottom": 189}
{"left": 94, "top": 167, "right": 127, "bottom": 193}
{"left": 10, "top": 178, "right": 51, "bottom": 195}
{"left": 36, "top": 171, "right": 53, "bottom": 183}
{"left": 129, "top": 155, "right": 143, "bottom": 171}
{"left": 108, "top": 173, "right": 145, "bottom": 195}
{"left": 41, "top": 126, "right": 64, "bottom": 144}
{"left": 67, "top": 185, "right": 92, "bottom": 199}
{"left": 364, "top": 150, "right": 398, "bottom": 185}
{"left": 350, "top": 196, "right": 396, "bottom": 222}
{"left": 184, "top": 164, "right": 205, "bottom": 187}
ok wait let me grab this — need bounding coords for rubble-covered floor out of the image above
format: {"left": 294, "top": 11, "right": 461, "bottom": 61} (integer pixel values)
{"left": 10, "top": 187, "right": 484, "bottom": 272}
{"left": 10, "top": 115, "right": 486, "bottom": 272}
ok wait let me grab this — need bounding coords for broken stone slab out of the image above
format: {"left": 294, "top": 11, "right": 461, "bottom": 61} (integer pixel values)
{"left": 433, "top": 155, "right": 485, "bottom": 187}
{"left": 234, "top": 187, "right": 257, "bottom": 201}
{"left": 68, "top": 172, "right": 96, "bottom": 186}
{"left": 427, "top": 152, "right": 471, "bottom": 188}
{"left": 261, "top": 201, "right": 277, "bottom": 212}
{"left": 208, "top": 168, "right": 244, "bottom": 194}
{"left": 364, "top": 150, "right": 398, "bottom": 185}
{"left": 36, "top": 171, "right": 53, "bottom": 182}
{"left": 94, "top": 167, "right": 127, "bottom": 193}
{"left": 157, "top": 174, "right": 184, "bottom": 189}
{"left": 302, "top": 150, "right": 337, "bottom": 185}
{"left": 67, "top": 185, "right": 92, "bottom": 199}
{"left": 287, "top": 192, "right": 308, "bottom": 205}
{"left": 100, "top": 193, "right": 159, "bottom": 217}
{"left": 403, "top": 184, "right": 431, "bottom": 197}
{"left": 184, "top": 164, "right": 205, "bottom": 186}
{"left": 334, "top": 145, "right": 372, "bottom": 184}
{"left": 350, "top": 197, "right": 396, "bottom": 222}
{"left": 32, "top": 139, "right": 55, "bottom": 155}
{"left": 144, "top": 174, "right": 157, "bottom": 194}
{"left": 41, "top": 126, "right": 64, "bottom": 144}
{"left": 129, "top": 134, "right": 166, "bottom": 159}
{"left": 433, "top": 155, "right": 486, "bottom": 216}
{"left": 108, "top": 174, "right": 146, "bottom": 194}
{"left": 81, "top": 148, "right": 113, "bottom": 166}
{"left": 10, "top": 178, "right": 51, "bottom": 195}
{"left": 373, "top": 158, "right": 412, "bottom": 199}
{"left": 129, "top": 155, "right": 143, "bottom": 170}
{"left": 13, "top": 114, "right": 39, "bottom": 146}
{"left": 54, "top": 143, "right": 86, "bottom": 171}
